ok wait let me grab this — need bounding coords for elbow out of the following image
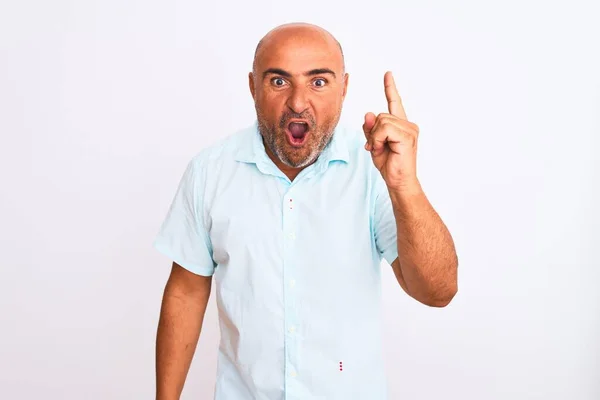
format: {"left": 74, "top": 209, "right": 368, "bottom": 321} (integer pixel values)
{"left": 425, "top": 291, "right": 456, "bottom": 307}
{"left": 422, "top": 279, "right": 458, "bottom": 308}
{"left": 427, "top": 259, "right": 459, "bottom": 307}
{"left": 404, "top": 257, "right": 459, "bottom": 308}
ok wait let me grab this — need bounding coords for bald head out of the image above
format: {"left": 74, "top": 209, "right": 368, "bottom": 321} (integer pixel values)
{"left": 252, "top": 23, "right": 345, "bottom": 74}
{"left": 248, "top": 22, "right": 349, "bottom": 173}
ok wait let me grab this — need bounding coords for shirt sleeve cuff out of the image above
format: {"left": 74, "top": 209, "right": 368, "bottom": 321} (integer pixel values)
{"left": 381, "top": 247, "right": 398, "bottom": 266}
{"left": 153, "top": 240, "right": 215, "bottom": 277}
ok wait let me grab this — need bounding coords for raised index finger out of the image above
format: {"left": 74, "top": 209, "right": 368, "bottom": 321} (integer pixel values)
{"left": 384, "top": 71, "right": 407, "bottom": 120}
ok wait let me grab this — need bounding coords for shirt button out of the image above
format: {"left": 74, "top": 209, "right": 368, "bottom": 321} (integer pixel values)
{"left": 290, "top": 279, "right": 296, "bottom": 288}
{"left": 289, "top": 326, "right": 296, "bottom": 333}
{"left": 289, "top": 232, "right": 296, "bottom": 240}
{"left": 290, "top": 371, "right": 297, "bottom": 378}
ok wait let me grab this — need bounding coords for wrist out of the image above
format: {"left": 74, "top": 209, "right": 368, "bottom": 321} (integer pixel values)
{"left": 387, "top": 178, "right": 423, "bottom": 197}
{"left": 388, "top": 180, "right": 427, "bottom": 214}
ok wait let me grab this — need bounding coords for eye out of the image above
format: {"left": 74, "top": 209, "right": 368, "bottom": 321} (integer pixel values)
{"left": 272, "top": 77, "right": 286, "bottom": 86}
{"left": 313, "top": 78, "right": 327, "bottom": 87}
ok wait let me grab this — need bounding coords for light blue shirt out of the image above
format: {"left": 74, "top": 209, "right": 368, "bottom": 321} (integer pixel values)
{"left": 154, "top": 120, "right": 398, "bottom": 399}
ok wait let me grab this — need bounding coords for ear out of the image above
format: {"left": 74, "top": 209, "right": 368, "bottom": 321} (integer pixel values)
{"left": 249, "top": 72, "right": 256, "bottom": 99}
{"left": 341, "top": 72, "right": 349, "bottom": 99}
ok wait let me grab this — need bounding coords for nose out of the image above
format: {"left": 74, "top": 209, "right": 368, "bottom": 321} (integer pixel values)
{"left": 286, "top": 86, "right": 309, "bottom": 114}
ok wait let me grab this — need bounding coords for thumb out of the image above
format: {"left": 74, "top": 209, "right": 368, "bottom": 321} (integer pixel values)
{"left": 363, "top": 112, "right": 377, "bottom": 142}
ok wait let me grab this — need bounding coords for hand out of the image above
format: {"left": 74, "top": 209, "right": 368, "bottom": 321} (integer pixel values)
{"left": 363, "top": 71, "right": 420, "bottom": 191}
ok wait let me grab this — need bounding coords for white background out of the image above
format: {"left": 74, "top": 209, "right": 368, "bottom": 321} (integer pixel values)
{"left": 2, "top": 0, "right": 599, "bottom": 399}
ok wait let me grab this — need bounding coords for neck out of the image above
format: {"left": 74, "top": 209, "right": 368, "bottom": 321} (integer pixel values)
{"left": 262, "top": 138, "right": 309, "bottom": 181}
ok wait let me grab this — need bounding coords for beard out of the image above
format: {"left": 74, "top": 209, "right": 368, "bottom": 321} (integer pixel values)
{"left": 256, "top": 108, "right": 339, "bottom": 169}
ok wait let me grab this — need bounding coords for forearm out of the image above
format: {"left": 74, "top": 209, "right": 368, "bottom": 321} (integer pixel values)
{"left": 389, "top": 182, "right": 458, "bottom": 306}
{"left": 156, "top": 289, "right": 208, "bottom": 399}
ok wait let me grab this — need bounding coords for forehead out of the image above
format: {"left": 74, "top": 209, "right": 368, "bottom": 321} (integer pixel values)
{"left": 255, "top": 32, "right": 343, "bottom": 75}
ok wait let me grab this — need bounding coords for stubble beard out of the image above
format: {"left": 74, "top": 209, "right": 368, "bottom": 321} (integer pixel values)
{"left": 256, "top": 108, "right": 340, "bottom": 169}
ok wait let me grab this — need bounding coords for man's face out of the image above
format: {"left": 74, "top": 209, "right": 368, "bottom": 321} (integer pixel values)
{"left": 250, "top": 31, "right": 348, "bottom": 169}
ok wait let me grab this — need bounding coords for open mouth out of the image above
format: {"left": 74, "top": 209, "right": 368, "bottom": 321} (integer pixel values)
{"left": 286, "top": 121, "right": 310, "bottom": 146}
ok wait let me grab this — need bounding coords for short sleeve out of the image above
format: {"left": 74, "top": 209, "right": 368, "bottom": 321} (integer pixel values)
{"left": 153, "top": 157, "right": 216, "bottom": 276}
{"left": 373, "top": 172, "right": 398, "bottom": 265}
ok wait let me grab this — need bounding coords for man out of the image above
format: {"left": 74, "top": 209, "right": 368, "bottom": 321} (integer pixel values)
{"left": 154, "top": 22, "right": 458, "bottom": 400}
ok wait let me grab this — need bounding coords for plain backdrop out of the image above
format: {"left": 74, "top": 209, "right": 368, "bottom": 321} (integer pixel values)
{"left": 2, "top": 0, "right": 599, "bottom": 399}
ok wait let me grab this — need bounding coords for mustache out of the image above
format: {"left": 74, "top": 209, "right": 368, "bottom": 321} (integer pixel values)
{"left": 279, "top": 111, "right": 316, "bottom": 129}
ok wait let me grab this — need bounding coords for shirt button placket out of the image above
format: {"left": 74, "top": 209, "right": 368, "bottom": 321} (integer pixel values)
{"left": 283, "top": 191, "right": 299, "bottom": 396}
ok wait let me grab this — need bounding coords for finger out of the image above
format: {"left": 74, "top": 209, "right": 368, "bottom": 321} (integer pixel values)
{"left": 362, "top": 112, "right": 376, "bottom": 150}
{"left": 371, "top": 134, "right": 388, "bottom": 155}
{"left": 376, "top": 113, "right": 420, "bottom": 138}
{"left": 384, "top": 71, "right": 407, "bottom": 120}
{"left": 362, "top": 112, "right": 376, "bottom": 135}
{"left": 369, "top": 118, "right": 389, "bottom": 156}
{"left": 370, "top": 116, "right": 415, "bottom": 156}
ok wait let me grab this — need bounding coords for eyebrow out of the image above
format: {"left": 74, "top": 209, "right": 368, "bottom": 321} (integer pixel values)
{"left": 262, "top": 68, "right": 337, "bottom": 79}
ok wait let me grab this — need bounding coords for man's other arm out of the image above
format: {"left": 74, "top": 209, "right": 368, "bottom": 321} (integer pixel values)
{"left": 156, "top": 262, "right": 212, "bottom": 400}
